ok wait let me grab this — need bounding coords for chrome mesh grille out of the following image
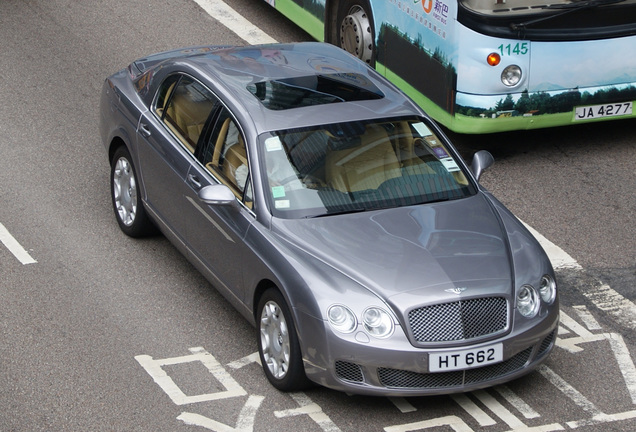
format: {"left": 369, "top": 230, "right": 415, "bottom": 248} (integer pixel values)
{"left": 537, "top": 330, "right": 556, "bottom": 357}
{"left": 408, "top": 297, "right": 508, "bottom": 343}
{"left": 378, "top": 347, "right": 532, "bottom": 389}
{"left": 335, "top": 360, "right": 364, "bottom": 382}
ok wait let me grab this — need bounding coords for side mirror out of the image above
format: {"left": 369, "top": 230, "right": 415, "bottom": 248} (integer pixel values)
{"left": 470, "top": 150, "right": 495, "bottom": 181}
{"left": 198, "top": 184, "right": 238, "bottom": 206}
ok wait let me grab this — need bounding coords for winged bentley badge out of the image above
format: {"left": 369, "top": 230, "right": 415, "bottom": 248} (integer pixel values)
{"left": 445, "top": 287, "right": 467, "bottom": 295}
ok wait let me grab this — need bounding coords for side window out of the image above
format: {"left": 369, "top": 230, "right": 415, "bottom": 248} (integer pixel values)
{"left": 202, "top": 108, "right": 250, "bottom": 204}
{"left": 157, "top": 75, "right": 217, "bottom": 153}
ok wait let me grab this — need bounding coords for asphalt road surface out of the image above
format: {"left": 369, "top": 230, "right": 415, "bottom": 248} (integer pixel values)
{"left": 1, "top": 1, "right": 635, "bottom": 431}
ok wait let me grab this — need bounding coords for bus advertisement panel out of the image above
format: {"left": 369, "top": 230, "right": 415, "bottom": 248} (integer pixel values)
{"left": 264, "top": 0, "right": 636, "bottom": 133}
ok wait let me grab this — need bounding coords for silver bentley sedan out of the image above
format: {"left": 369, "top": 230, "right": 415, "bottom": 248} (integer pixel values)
{"left": 99, "top": 42, "right": 558, "bottom": 396}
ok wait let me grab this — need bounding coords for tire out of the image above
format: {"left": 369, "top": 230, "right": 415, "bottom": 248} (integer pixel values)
{"left": 257, "top": 288, "right": 311, "bottom": 391}
{"left": 110, "top": 146, "right": 155, "bottom": 237}
{"left": 334, "top": 0, "right": 376, "bottom": 67}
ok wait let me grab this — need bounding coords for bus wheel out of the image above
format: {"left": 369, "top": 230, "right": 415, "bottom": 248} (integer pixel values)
{"left": 335, "top": 0, "right": 375, "bottom": 66}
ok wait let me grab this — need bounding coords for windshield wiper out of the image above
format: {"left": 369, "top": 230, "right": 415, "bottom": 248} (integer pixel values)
{"left": 307, "top": 206, "right": 369, "bottom": 218}
{"left": 511, "top": 0, "right": 626, "bottom": 31}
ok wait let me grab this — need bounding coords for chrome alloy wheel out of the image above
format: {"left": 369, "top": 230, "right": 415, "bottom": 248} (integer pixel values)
{"left": 259, "top": 300, "right": 291, "bottom": 380}
{"left": 112, "top": 157, "right": 138, "bottom": 227}
{"left": 339, "top": 5, "right": 374, "bottom": 65}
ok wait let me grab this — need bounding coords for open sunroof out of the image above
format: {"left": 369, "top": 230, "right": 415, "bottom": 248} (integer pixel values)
{"left": 247, "top": 73, "right": 384, "bottom": 110}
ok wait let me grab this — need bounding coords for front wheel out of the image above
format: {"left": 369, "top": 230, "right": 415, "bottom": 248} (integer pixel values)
{"left": 334, "top": 0, "right": 376, "bottom": 66}
{"left": 257, "top": 288, "right": 311, "bottom": 391}
{"left": 110, "top": 146, "right": 155, "bottom": 237}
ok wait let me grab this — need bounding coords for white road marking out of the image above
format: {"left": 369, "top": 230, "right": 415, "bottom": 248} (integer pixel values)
{"left": 524, "top": 218, "right": 636, "bottom": 334}
{"left": 274, "top": 392, "right": 342, "bottom": 432}
{"left": 607, "top": 333, "right": 636, "bottom": 404}
{"left": 384, "top": 415, "right": 475, "bottom": 432}
{"left": 135, "top": 347, "right": 246, "bottom": 405}
{"left": 567, "top": 409, "right": 636, "bottom": 429}
{"left": 572, "top": 305, "right": 603, "bottom": 331}
{"left": 581, "top": 282, "right": 636, "bottom": 331}
{"left": 0, "top": 222, "right": 37, "bottom": 264}
{"left": 557, "top": 311, "right": 605, "bottom": 353}
{"left": 191, "top": 0, "right": 278, "bottom": 45}
{"left": 473, "top": 389, "right": 526, "bottom": 429}
{"left": 389, "top": 397, "right": 417, "bottom": 413}
{"left": 494, "top": 385, "right": 541, "bottom": 419}
{"left": 178, "top": 395, "right": 265, "bottom": 431}
{"left": 538, "top": 365, "right": 610, "bottom": 420}
{"left": 521, "top": 221, "right": 581, "bottom": 270}
{"left": 451, "top": 393, "right": 496, "bottom": 426}
{"left": 227, "top": 352, "right": 261, "bottom": 369}
{"left": 558, "top": 310, "right": 636, "bottom": 409}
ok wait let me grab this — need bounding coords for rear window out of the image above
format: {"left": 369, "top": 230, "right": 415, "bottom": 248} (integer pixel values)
{"left": 247, "top": 73, "right": 384, "bottom": 110}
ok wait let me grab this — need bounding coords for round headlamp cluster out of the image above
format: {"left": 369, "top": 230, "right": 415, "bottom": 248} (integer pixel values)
{"left": 486, "top": 53, "right": 523, "bottom": 87}
{"left": 362, "top": 307, "right": 393, "bottom": 338}
{"left": 328, "top": 305, "right": 394, "bottom": 338}
{"left": 501, "top": 65, "right": 522, "bottom": 87}
{"left": 517, "top": 275, "right": 557, "bottom": 318}
{"left": 328, "top": 305, "right": 357, "bottom": 333}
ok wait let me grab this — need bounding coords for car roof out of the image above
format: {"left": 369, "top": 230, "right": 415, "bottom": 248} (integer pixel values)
{"left": 136, "top": 42, "right": 423, "bottom": 135}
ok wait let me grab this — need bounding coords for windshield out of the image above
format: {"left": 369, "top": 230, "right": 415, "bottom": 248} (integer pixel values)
{"left": 461, "top": 0, "right": 632, "bottom": 15}
{"left": 459, "top": 0, "right": 636, "bottom": 39}
{"left": 259, "top": 118, "right": 476, "bottom": 219}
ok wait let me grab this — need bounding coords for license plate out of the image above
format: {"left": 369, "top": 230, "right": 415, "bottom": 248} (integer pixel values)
{"left": 429, "top": 343, "right": 503, "bottom": 372}
{"left": 574, "top": 102, "right": 632, "bottom": 120}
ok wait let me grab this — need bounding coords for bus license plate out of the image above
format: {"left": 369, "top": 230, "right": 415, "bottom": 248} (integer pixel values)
{"left": 429, "top": 343, "right": 503, "bottom": 372}
{"left": 575, "top": 102, "right": 632, "bottom": 120}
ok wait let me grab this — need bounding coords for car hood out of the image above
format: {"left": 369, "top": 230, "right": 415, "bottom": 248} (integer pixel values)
{"left": 271, "top": 194, "right": 514, "bottom": 309}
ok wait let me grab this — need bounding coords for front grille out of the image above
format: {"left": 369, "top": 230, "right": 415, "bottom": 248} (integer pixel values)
{"left": 408, "top": 297, "right": 508, "bottom": 343}
{"left": 335, "top": 360, "right": 364, "bottom": 382}
{"left": 378, "top": 347, "right": 532, "bottom": 389}
{"left": 537, "top": 330, "right": 556, "bottom": 357}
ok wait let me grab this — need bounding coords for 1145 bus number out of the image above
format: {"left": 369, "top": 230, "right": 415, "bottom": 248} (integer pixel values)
{"left": 498, "top": 42, "right": 529, "bottom": 56}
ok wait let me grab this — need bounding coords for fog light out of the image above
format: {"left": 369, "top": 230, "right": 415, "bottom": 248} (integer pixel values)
{"left": 501, "top": 65, "right": 522, "bottom": 86}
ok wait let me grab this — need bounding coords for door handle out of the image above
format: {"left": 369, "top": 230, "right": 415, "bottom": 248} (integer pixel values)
{"left": 139, "top": 123, "right": 151, "bottom": 137}
{"left": 187, "top": 174, "right": 202, "bottom": 190}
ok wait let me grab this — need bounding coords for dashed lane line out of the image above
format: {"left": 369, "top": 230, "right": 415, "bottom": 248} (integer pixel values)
{"left": 191, "top": 0, "right": 277, "bottom": 45}
{"left": 0, "top": 222, "right": 36, "bottom": 265}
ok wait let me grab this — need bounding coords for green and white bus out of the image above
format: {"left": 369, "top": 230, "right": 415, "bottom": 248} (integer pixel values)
{"left": 263, "top": 0, "right": 636, "bottom": 133}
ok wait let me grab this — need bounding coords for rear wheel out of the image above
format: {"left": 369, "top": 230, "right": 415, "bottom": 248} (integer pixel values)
{"left": 110, "top": 146, "right": 155, "bottom": 237}
{"left": 257, "top": 288, "right": 311, "bottom": 391}
{"left": 334, "top": 0, "right": 376, "bottom": 66}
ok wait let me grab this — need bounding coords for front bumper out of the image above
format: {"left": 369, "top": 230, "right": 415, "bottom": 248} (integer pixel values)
{"left": 452, "top": 84, "right": 636, "bottom": 134}
{"left": 298, "top": 307, "right": 559, "bottom": 396}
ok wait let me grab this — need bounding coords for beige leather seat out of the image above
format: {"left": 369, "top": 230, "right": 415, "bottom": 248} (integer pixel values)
{"left": 325, "top": 124, "right": 401, "bottom": 192}
{"left": 165, "top": 88, "right": 213, "bottom": 151}
{"left": 206, "top": 118, "right": 248, "bottom": 195}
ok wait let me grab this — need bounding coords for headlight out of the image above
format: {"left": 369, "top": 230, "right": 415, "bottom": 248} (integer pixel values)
{"left": 539, "top": 275, "right": 557, "bottom": 304}
{"left": 517, "top": 285, "right": 539, "bottom": 318}
{"left": 362, "top": 307, "right": 394, "bottom": 338}
{"left": 501, "top": 65, "right": 522, "bottom": 86}
{"left": 328, "top": 305, "right": 357, "bottom": 333}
